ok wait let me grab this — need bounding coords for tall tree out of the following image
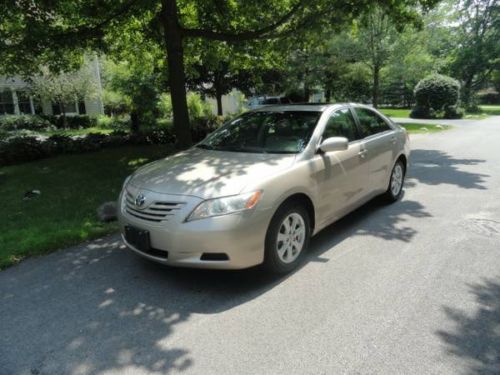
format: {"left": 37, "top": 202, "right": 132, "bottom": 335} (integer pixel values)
{"left": 186, "top": 40, "right": 260, "bottom": 115}
{"left": 1, "top": 0, "right": 440, "bottom": 147}
{"left": 450, "top": 0, "right": 500, "bottom": 109}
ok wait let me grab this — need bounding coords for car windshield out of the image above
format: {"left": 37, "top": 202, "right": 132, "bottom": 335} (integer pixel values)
{"left": 197, "top": 111, "right": 321, "bottom": 154}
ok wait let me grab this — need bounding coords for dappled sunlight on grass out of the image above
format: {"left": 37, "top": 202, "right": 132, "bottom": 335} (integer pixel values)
{"left": 0, "top": 145, "right": 173, "bottom": 269}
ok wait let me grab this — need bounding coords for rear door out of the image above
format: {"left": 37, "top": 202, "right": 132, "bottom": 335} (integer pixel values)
{"left": 353, "top": 107, "right": 397, "bottom": 193}
{"left": 313, "top": 107, "right": 369, "bottom": 227}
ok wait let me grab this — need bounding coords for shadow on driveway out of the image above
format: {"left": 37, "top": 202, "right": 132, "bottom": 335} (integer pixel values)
{"left": 0, "top": 147, "right": 490, "bottom": 374}
{"left": 0, "top": 194, "right": 431, "bottom": 375}
{"left": 437, "top": 277, "right": 500, "bottom": 375}
{"left": 408, "top": 149, "right": 488, "bottom": 190}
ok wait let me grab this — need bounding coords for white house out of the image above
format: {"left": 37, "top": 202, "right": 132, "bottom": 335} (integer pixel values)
{"left": 0, "top": 57, "right": 104, "bottom": 117}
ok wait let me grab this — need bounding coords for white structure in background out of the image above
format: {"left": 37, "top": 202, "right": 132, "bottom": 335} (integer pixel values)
{"left": 206, "top": 89, "right": 245, "bottom": 116}
{"left": 0, "top": 56, "right": 104, "bottom": 116}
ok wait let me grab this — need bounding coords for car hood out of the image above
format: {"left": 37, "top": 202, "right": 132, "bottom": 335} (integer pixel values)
{"left": 128, "top": 147, "right": 296, "bottom": 198}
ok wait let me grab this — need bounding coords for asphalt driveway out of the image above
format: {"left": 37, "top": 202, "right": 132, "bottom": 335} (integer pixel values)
{"left": 1, "top": 117, "right": 500, "bottom": 375}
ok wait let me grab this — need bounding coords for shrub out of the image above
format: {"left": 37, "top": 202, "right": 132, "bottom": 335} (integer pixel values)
{"left": 410, "top": 105, "right": 436, "bottom": 119}
{"left": 187, "top": 93, "right": 212, "bottom": 119}
{"left": 96, "top": 115, "right": 130, "bottom": 130}
{"left": 0, "top": 115, "right": 53, "bottom": 131}
{"left": 0, "top": 129, "right": 9, "bottom": 140}
{"left": 0, "top": 136, "right": 50, "bottom": 165}
{"left": 39, "top": 114, "right": 98, "bottom": 129}
{"left": 157, "top": 93, "right": 173, "bottom": 119}
{"left": 412, "top": 74, "right": 460, "bottom": 118}
{"left": 0, "top": 115, "right": 229, "bottom": 166}
{"left": 444, "top": 105, "right": 464, "bottom": 119}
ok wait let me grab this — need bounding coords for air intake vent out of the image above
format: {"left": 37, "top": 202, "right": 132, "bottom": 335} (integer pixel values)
{"left": 200, "top": 253, "right": 230, "bottom": 261}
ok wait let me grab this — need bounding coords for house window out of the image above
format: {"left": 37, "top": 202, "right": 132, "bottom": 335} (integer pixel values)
{"left": 17, "top": 91, "right": 32, "bottom": 114}
{"left": 32, "top": 96, "right": 43, "bottom": 115}
{"left": 52, "top": 100, "right": 78, "bottom": 115}
{"left": 63, "top": 101, "right": 78, "bottom": 114}
{"left": 78, "top": 101, "right": 86, "bottom": 114}
{"left": 0, "top": 90, "right": 14, "bottom": 115}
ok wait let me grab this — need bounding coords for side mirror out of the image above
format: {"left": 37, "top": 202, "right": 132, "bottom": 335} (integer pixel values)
{"left": 318, "top": 136, "right": 349, "bottom": 153}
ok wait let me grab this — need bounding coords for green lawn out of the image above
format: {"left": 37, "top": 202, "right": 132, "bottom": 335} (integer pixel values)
{"left": 480, "top": 105, "right": 500, "bottom": 116}
{"left": 379, "top": 108, "right": 411, "bottom": 118}
{"left": 43, "top": 127, "right": 115, "bottom": 137}
{"left": 380, "top": 105, "right": 500, "bottom": 119}
{"left": 399, "top": 123, "right": 450, "bottom": 133}
{"left": 0, "top": 144, "right": 174, "bottom": 269}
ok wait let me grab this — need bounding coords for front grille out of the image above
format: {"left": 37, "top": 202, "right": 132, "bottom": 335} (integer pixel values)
{"left": 124, "top": 191, "right": 185, "bottom": 223}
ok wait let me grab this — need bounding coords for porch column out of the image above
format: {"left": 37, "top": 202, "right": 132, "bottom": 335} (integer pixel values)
{"left": 29, "top": 96, "right": 35, "bottom": 115}
{"left": 11, "top": 89, "right": 20, "bottom": 115}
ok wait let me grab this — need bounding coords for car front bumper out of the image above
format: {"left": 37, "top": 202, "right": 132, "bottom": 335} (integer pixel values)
{"left": 118, "top": 186, "right": 273, "bottom": 269}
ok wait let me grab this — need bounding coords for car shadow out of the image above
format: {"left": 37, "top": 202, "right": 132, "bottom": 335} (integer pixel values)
{"left": 436, "top": 277, "right": 500, "bottom": 375}
{"left": 407, "top": 149, "right": 488, "bottom": 190}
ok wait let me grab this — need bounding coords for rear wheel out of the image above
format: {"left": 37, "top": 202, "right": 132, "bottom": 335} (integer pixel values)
{"left": 264, "top": 202, "right": 311, "bottom": 274}
{"left": 384, "top": 160, "right": 405, "bottom": 202}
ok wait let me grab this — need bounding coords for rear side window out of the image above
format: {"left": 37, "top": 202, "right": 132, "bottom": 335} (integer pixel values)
{"left": 355, "top": 108, "right": 391, "bottom": 137}
{"left": 323, "top": 108, "right": 359, "bottom": 142}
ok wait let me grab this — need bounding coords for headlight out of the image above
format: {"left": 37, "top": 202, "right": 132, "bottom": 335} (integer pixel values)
{"left": 186, "top": 191, "right": 262, "bottom": 221}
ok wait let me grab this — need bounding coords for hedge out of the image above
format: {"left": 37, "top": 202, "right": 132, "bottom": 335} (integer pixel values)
{"left": 0, "top": 114, "right": 99, "bottom": 131}
{"left": 0, "top": 116, "right": 225, "bottom": 166}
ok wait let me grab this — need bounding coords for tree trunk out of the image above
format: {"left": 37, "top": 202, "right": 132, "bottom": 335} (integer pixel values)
{"left": 130, "top": 111, "right": 140, "bottom": 133}
{"left": 325, "top": 88, "right": 331, "bottom": 103}
{"left": 59, "top": 102, "right": 68, "bottom": 128}
{"left": 215, "top": 88, "right": 223, "bottom": 116}
{"left": 462, "top": 76, "right": 473, "bottom": 110}
{"left": 161, "top": 0, "right": 192, "bottom": 148}
{"left": 372, "top": 66, "right": 380, "bottom": 108}
{"left": 303, "top": 85, "right": 310, "bottom": 102}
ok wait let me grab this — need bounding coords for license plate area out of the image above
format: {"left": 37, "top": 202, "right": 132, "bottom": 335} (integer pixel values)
{"left": 125, "top": 225, "right": 150, "bottom": 252}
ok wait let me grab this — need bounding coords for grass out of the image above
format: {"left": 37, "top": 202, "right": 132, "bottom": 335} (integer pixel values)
{"left": 0, "top": 144, "right": 174, "bottom": 269}
{"left": 399, "top": 123, "right": 450, "bottom": 133}
{"left": 380, "top": 105, "right": 500, "bottom": 119}
{"left": 379, "top": 108, "right": 412, "bottom": 118}
{"left": 43, "top": 127, "right": 116, "bottom": 137}
{"left": 478, "top": 105, "right": 500, "bottom": 116}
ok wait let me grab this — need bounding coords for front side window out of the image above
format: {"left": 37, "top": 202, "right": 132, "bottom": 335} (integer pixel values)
{"left": 197, "top": 111, "right": 321, "bottom": 154}
{"left": 355, "top": 108, "right": 391, "bottom": 137}
{"left": 323, "top": 108, "right": 359, "bottom": 142}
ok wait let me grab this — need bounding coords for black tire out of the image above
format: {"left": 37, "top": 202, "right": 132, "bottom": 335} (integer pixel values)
{"left": 384, "top": 159, "right": 405, "bottom": 203}
{"left": 263, "top": 202, "right": 311, "bottom": 274}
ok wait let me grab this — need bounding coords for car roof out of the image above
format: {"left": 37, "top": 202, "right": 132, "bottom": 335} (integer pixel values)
{"left": 251, "top": 103, "right": 367, "bottom": 113}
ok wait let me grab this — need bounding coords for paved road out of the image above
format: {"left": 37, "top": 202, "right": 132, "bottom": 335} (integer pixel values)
{"left": 2, "top": 117, "right": 500, "bottom": 375}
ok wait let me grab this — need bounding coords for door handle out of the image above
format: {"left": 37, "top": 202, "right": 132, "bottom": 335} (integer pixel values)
{"left": 358, "top": 150, "right": 367, "bottom": 159}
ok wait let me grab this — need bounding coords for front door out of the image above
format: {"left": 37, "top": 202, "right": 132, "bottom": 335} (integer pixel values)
{"left": 312, "top": 107, "right": 369, "bottom": 227}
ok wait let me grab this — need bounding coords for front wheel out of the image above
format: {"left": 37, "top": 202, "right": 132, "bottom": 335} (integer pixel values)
{"left": 263, "top": 203, "right": 311, "bottom": 274}
{"left": 384, "top": 160, "right": 405, "bottom": 203}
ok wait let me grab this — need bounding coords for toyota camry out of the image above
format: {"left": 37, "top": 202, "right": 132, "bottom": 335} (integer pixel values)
{"left": 118, "top": 103, "right": 409, "bottom": 273}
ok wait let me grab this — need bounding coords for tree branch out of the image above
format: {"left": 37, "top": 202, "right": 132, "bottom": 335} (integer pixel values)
{"left": 182, "top": 1, "right": 305, "bottom": 41}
